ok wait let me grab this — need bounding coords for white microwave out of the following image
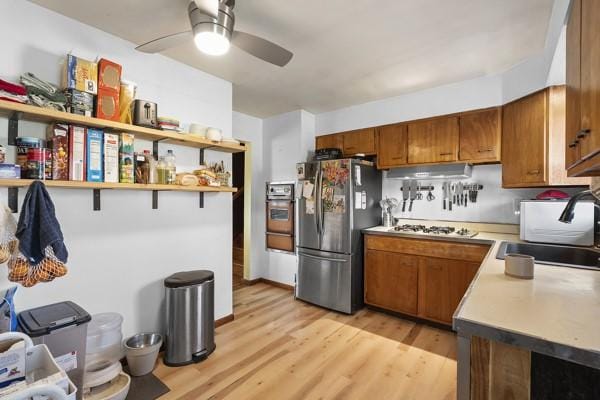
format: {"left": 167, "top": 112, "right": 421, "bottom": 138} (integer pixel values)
{"left": 520, "top": 200, "right": 595, "bottom": 246}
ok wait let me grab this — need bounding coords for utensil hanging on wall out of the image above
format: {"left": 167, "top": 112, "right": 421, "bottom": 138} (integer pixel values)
{"left": 401, "top": 180, "right": 409, "bottom": 212}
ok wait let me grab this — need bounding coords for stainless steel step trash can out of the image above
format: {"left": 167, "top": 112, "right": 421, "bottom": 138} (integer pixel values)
{"left": 164, "top": 270, "right": 215, "bottom": 366}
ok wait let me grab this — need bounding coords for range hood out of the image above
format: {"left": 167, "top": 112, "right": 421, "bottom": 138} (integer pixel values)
{"left": 386, "top": 163, "right": 473, "bottom": 180}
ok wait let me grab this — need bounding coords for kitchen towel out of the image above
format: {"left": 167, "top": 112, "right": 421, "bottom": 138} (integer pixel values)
{"left": 16, "top": 181, "right": 68, "bottom": 265}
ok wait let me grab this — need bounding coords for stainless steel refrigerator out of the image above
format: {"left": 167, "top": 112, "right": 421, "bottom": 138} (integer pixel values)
{"left": 295, "top": 159, "right": 381, "bottom": 314}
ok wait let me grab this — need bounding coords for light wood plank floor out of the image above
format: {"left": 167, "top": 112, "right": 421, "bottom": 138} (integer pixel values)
{"left": 155, "top": 283, "right": 457, "bottom": 400}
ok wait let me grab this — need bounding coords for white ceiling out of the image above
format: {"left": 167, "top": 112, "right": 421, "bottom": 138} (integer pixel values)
{"left": 30, "top": 0, "right": 554, "bottom": 118}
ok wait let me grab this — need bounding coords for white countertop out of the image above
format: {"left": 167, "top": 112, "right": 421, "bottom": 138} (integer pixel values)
{"left": 363, "top": 219, "right": 600, "bottom": 365}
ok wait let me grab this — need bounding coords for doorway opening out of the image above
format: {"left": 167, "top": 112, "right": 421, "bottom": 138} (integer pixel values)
{"left": 232, "top": 145, "right": 250, "bottom": 291}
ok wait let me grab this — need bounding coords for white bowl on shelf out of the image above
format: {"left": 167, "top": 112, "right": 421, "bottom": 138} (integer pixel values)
{"left": 206, "top": 127, "right": 223, "bottom": 142}
{"left": 189, "top": 123, "right": 207, "bottom": 137}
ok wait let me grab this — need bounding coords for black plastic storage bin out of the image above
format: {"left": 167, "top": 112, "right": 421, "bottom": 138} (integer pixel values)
{"left": 18, "top": 301, "right": 91, "bottom": 400}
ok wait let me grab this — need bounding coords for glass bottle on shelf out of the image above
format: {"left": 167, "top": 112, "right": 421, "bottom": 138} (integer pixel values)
{"left": 148, "top": 152, "right": 158, "bottom": 184}
{"left": 165, "top": 149, "right": 176, "bottom": 184}
{"left": 156, "top": 156, "right": 168, "bottom": 185}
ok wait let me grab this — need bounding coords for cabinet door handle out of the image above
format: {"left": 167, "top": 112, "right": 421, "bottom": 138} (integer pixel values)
{"left": 391, "top": 156, "right": 405, "bottom": 160}
{"left": 439, "top": 152, "right": 453, "bottom": 156}
{"left": 576, "top": 129, "right": 591, "bottom": 139}
{"left": 477, "top": 149, "right": 493, "bottom": 153}
{"left": 568, "top": 140, "right": 579, "bottom": 148}
{"left": 346, "top": 146, "right": 357, "bottom": 151}
{"left": 527, "top": 169, "right": 540, "bottom": 175}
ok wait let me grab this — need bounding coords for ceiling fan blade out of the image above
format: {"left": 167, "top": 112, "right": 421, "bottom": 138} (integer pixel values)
{"left": 194, "top": 0, "right": 219, "bottom": 19}
{"left": 135, "top": 31, "right": 193, "bottom": 53}
{"left": 232, "top": 31, "right": 293, "bottom": 67}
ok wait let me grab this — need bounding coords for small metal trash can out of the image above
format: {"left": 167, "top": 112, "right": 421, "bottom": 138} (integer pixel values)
{"left": 164, "top": 270, "right": 215, "bottom": 366}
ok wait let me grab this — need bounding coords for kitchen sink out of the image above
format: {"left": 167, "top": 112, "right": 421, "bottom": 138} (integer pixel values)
{"left": 496, "top": 241, "right": 600, "bottom": 271}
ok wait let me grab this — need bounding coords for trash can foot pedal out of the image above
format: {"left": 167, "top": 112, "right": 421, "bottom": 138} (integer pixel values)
{"left": 192, "top": 350, "right": 209, "bottom": 363}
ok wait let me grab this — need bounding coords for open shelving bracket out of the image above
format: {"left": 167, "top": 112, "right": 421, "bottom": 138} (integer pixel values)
{"left": 93, "top": 189, "right": 101, "bottom": 211}
{"left": 198, "top": 147, "right": 215, "bottom": 209}
{"left": 152, "top": 139, "right": 165, "bottom": 210}
{"left": 8, "top": 187, "right": 18, "bottom": 213}
{"left": 8, "top": 112, "right": 21, "bottom": 146}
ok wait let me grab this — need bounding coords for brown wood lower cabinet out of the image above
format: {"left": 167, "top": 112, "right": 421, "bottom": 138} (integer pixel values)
{"left": 364, "top": 234, "right": 489, "bottom": 325}
{"left": 365, "top": 250, "right": 418, "bottom": 315}
{"left": 418, "top": 258, "right": 480, "bottom": 324}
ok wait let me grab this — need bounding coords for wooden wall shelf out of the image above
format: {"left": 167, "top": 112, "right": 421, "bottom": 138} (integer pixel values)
{"left": 0, "top": 179, "right": 237, "bottom": 212}
{"left": 0, "top": 100, "right": 243, "bottom": 211}
{"left": 0, "top": 179, "right": 237, "bottom": 193}
{"left": 0, "top": 99, "right": 245, "bottom": 153}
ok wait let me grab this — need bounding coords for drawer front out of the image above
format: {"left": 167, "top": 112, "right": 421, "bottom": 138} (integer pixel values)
{"left": 365, "top": 235, "right": 489, "bottom": 263}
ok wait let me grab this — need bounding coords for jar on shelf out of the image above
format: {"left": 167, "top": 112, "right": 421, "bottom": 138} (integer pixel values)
{"left": 134, "top": 150, "right": 151, "bottom": 184}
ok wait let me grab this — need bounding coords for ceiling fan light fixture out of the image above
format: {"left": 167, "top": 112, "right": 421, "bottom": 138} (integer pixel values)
{"left": 194, "top": 30, "right": 230, "bottom": 56}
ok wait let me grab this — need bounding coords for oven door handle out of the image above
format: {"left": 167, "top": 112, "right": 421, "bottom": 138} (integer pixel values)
{"left": 266, "top": 232, "right": 293, "bottom": 237}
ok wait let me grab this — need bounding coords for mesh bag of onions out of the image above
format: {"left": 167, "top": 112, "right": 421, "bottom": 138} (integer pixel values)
{"left": 1, "top": 204, "right": 67, "bottom": 287}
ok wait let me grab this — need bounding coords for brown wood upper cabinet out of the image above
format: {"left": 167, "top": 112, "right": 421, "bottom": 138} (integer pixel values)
{"left": 502, "top": 87, "right": 589, "bottom": 187}
{"left": 315, "top": 134, "right": 343, "bottom": 151}
{"left": 502, "top": 90, "right": 548, "bottom": 187}
{"left": 407, "top": 117, "right": 459, "bottom": 164}
{"left": 459, "top": 108, "right": 501, "bottom": 163}
{"left": 377, "top": 123, "right": 408, "bottom": 168}
{"left": 566, "top": 0, "right": 600, "bottom": 176}
{"left": 343, "top": 128, "right": 375, "bottom": 155}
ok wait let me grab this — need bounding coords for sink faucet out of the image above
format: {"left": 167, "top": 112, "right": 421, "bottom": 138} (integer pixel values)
{"left": 559, "top": 190, "right": 595, "bottom": 223}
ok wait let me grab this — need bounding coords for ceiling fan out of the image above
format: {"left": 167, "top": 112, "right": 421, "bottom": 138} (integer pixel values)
{"left": 135, "top": 0, "right": 293, "bottom": 67}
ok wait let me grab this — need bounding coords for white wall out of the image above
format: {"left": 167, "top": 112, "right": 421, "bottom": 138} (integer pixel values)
{"left": 0, "top": 0, "right": 234, "bottom": 337}
{"left": 502, "top": 0, "right": 570, "bottom": 102}
{"left": 547, "top": 26, "right": 567, "bottom": 86}
{"left": 316, "top": 74, "right": 503, "bottom": 135}
{"left": 259, "top": 110, "right": 315, "bottom": 285}
{"left": 232, "top": 112, "right": 265, "bottom": 280}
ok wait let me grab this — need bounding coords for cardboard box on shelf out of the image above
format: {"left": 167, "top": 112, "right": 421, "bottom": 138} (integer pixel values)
{"left": 96, "top": 88, "right": 120, "bottom": 121}
{"left": 119, "top": 133, "right": 134, "bottom": 183}
{"left": 0, "top": 164, "right": 21, "bottom": 179}
{"left": 98, "top": 58, "right": 122, "bottom": 93}
{"left": 119, "top": 80, "right": 137, "bottom": 124}
{"left": 69, "top": 126, "right": 86, "bottom": 181}
{"left": 86, "top": 128, "right": 103, "bottom": 182}
{"left": 65, "top": 88, "right": 95, "bottom": 117}
{"left": 62, "top": 54, "right": 98, "bottom": 95}
{"left": 48, "top": 124, "right": 69, "bottom": 181}
{"left": 104, "top": 133, "right": 119, "bottom": 183}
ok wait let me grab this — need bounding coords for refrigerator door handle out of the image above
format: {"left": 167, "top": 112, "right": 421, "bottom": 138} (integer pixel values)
{"left": 315, "top": 165, "right": 321, "bottom": 236}
{"left": 318, "top": 164, "right": 325, "bottom": 239}
{"left": 299, "top": 252, "right": 348, "bottom": 263}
